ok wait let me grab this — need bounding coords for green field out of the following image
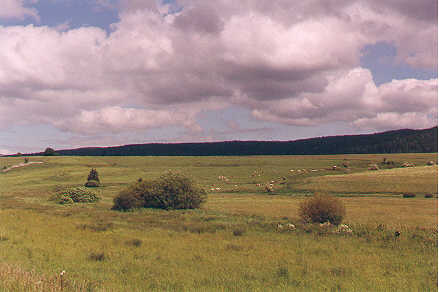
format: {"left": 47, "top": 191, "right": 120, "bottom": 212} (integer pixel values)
{"left": 0, "top": 154, "right": 437, "bottom": 291}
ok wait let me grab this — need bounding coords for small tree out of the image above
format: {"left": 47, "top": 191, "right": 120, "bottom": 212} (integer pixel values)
{"left": 44, "top": 147, "right": 56, "bottom": 156}
{"left": 87, "top": 168, "right": 100, "bottom": 182}
{"left": 85, "top": 168, "right": 100, "bottom": 187}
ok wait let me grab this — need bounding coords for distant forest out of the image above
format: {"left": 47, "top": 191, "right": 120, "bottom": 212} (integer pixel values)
{"left": 28, "top": 126, "right": 437, "bottom": 156}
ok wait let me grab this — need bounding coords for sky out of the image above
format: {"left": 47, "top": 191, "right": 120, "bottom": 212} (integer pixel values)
{"left": 0, "top": 0, "right": 437, "bottom": 154}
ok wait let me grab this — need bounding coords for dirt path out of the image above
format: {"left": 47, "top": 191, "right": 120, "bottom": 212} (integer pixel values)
{"left": 2, "top": 162, "right": 44, "bottom": 173}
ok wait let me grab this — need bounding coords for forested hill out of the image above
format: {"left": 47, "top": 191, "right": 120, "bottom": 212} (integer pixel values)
{"left": 33, "top": 126, "right": 438, "bottom": 156}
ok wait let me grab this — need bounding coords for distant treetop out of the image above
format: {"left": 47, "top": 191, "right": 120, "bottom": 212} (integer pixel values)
{"left": 44, "top": 147, "right": 56, "bottom": 156}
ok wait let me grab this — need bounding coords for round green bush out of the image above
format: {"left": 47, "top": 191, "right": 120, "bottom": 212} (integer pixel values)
{"left": 51, "top": 186, "right": 100, "bottom": 204}
{"left": 112, "top": 172, "right": 207, "bottom": 211}
{"left": 299, "top": 193, "right": 346, "bottom": 225}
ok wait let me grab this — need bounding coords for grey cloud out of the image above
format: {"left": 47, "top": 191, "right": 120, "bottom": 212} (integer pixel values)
{"left": 0, "top": 1, "right": 436, "bottom": 137}
{"left": 368, "top": 0, "right": 437, "bottom": 23}
{"left": 173, "top": 5, "right": 224, "bottom": 34}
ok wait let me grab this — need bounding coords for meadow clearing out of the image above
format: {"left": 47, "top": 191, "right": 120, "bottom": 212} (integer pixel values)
{"left": 0, "top": 153, "right": 437, "bottom": 291}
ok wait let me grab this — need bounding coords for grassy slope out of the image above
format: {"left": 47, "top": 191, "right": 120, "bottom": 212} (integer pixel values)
{"left": 298, "top": 166, "right": 437, "bottom": 194}
{"left": 0, "top": 154, "right": 437, "bottom": 291}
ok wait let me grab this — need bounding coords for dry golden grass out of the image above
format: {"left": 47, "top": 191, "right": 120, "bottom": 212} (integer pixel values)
{"left": 206, "top": 194, "right": 438, "bottom": 228}
{"left": 297, "top": 165, "right": 438, "bottom": 194}
{"left": 0, "top": 263, "right": 92, "bottom": 292}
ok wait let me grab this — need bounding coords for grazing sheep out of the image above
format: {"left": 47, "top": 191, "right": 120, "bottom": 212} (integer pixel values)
{"left": 368, "top": 164, "right": 379, "bottom": 170}
{"left": 286, "top": 223, "right": 296, "bottom": 231}
{"left": 401, "top": 162, "right": 415, "bottom": 167}
{"left": 265, "top": 184, "right": 274, "bottom": 193}
{"left": 337, "top": 224, "right": 353, "bottom": 234}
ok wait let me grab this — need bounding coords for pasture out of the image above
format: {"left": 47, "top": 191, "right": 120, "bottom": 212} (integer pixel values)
{"left": 0, "top": 154, "right": 437, "bottom": 291}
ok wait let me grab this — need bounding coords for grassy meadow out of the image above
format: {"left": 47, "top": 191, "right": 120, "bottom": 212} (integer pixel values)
{"left": 0, "top": 153, "right": 437, "bottom": 291}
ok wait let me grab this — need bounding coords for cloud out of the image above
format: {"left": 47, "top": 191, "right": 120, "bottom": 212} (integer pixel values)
{"left": 0, "top": 1, "right": 436, "bottom": 140}
{"left": 0, "top": 0, "right": 39, "bottom": 21}
{"left": 247, "top": 68, "right": 437, "bottom": 130}
{"left": 54, "top": 106, "right": 202, "bottom": 134}
{"left": 353, "top": 112, "right": 436, "bottom": 131}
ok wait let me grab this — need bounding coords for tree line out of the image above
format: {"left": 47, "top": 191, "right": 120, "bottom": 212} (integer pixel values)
{"left": 23, "top": 126, "right": 438, "bottom": 156}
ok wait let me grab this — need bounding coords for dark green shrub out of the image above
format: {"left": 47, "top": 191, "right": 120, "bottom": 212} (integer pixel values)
{"left": 233, "top": 228, "right": 246, "bottom": 236}
{"left": 112, "top": 172, "right": 207, "bottom": 211}
{"left": 50, "top": 187, "right": 100, "bottom": 204}
{"left": 112, "top": 181, "right": 154, "bottom": 211}
{"left": 77, "top": 222, "right": 113, "bottom": 232}
{"left": 299, "top": 193, "right": 346, "bottom": 225}
{"left": 402, "top": 193, "right": 416, "bottom": 198}
{"left": 149, "top": 172, "right": 207, "bottom": 210}
{"left": 424, "top": 193, "right": 433, "bottom": 198}
{"left": 84, "top": 180, "right": 100, "bottom": 187}
{"left": 126, "top": 239, "right": 142, "bottom": 247}
{"left": 276, "top": 266, "right": 290, "bottom": 280}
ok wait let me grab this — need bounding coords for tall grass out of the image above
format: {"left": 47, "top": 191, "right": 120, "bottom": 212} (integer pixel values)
{"left": 0, "top": 154, "right": 436, "bottom": 291}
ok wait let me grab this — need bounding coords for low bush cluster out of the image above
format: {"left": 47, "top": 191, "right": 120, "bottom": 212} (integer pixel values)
{"left": 50, "top": 187, "right": 100, "bottom": 204}
{"left": 299, "top": 193, "right": 345, "bottom": 225}
{"left": 112, "top": 172, "right": 207, "bottom": 211}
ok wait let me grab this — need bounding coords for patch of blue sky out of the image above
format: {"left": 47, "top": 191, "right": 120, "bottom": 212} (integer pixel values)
{"left": 360, "top": 42, "right": 437, "bottom": 86}
{"left": 0, "top": 124, "right": 72, "bottom": 154}
{"left": 158, "top": 0, "right": 183, "bottom": 16}
{"left": 0, "top": 0, "right": 119, "bottom": 33}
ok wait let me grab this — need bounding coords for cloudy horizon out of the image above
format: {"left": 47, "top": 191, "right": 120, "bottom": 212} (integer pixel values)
{"left": 0, "top": 0, "right": 437, "bottom": 154}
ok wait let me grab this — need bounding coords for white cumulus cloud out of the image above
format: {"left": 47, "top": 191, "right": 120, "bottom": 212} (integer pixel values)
{"left": 0, "top": 0, "right": 436, "bottom": 141}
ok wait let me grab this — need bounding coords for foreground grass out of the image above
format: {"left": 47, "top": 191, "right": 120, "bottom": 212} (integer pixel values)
{"left": 0, "top": 207, "right": 436, "bottom": 291}
{"left": 0, "top": 154, "right": 437, "bottom": 291}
